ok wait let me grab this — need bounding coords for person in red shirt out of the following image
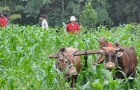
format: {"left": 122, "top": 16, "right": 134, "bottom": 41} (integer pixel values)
{"left": 93, "top": 37, "right": 113, "bottom": 65}
{"left": 66, "top": 16, "right": 80, "bottom": 34}
{"left": 0, "top": 14, "right": 7, "bottom": 28}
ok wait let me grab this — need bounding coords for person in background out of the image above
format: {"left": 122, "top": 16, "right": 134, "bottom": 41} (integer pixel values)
{"left": 66, "top": 16, "right": 80, "bottom": 34}
{"left": 93, "top": 37, "right": 113, "bottom": 65}
{"left": 99, "top": 37, "right": 112, "bottom": 49}
{"left": 39, "top": 15, "right": 48, "bottom": 29}
{"left": 0, "top": 13, "right": 7, "bottom": 28}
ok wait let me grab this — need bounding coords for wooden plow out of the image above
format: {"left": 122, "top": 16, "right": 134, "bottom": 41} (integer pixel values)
{"left": 73, "top": 50, "right": 101, "bottom": 67}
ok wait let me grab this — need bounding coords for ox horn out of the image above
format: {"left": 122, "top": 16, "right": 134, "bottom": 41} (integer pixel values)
{"left": 116, "top": 48, "right": 124, "bottom": 57}
{"left": 49, "top": 53, "right": 59, "bottom": 58}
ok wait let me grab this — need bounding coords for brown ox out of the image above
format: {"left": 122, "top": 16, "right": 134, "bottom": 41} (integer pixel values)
{"left": 94, "top": 47, "right": 138, "bottom": 79}
{"left": 93, "top": 46, "right": 138, "bottom": 89}
{"left": 49, "top": 47, "right": 82, "bottom": 87}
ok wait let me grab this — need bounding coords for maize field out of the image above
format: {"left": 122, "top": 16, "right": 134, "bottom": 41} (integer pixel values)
{"left": 0, "top": 24, "right": 140, "bottom": 90}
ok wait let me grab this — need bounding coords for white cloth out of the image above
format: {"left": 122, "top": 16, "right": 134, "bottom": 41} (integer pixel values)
{"left": 42, "top": 19, "right": 48, "bottom": 29}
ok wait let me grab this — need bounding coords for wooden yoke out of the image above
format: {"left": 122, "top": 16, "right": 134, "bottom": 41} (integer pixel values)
{"left": 74, "top": 50, "right": 101, "bottom": 56}
{"left": 49, "top": 50, "right": 101, "bottom": 58}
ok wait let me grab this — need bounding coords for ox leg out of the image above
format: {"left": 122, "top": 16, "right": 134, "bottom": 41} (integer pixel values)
{"left": 124, "top": 80, "right": 134, "bottom": 90}
{"left": 127, "top": 72, "right": 135, "bottom": 89}
{"left": 71, "top": 75, "right": 77, "bottom": 88}
{"left": 129, "top": 79, "right": 134, "bottom": 89}
{"left": 124, "top": 78, "right": 134, "bottom": 90}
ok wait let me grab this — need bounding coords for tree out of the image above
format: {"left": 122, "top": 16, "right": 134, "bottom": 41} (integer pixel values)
{"left": 80, "top": 1, "right": 97, "bottom": 29}
{"left": 1, "top": 0, "right": 140, "bottom": 27}
{"left": 40, "top": 0, "right": 81, "bottom": 26}
{"left": 0, "top": 0, "right": 50, "bottom": 25}
{"left": 91, "top": 0, "right": 112, "bottom": 26}
{"left": 108, "top": 0, "right": 140, "bottom": 26}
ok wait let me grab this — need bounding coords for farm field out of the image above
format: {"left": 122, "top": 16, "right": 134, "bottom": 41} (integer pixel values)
{"left": 0, "top": 24, "right": 140, "bottom": 90}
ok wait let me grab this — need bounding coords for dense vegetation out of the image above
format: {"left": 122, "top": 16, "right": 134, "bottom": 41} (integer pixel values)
{"left": 0, "top": 24, "right": 140, "bottom": 90}
{"left": 0, "top": 0, "right": 140, "bottom": 27}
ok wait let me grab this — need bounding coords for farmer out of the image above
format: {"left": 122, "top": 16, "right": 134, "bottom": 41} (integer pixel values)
{"left": 39, "top": 15, "right": 48, "bottom": 29}
{"left": 66, "top": 16, "right": 80, "bottom": 34}
{"left": 0, "top": 13, "right": 7, "bottom": 28}
{"left": 99, "top": 37, "right": 112, "bottom": 49}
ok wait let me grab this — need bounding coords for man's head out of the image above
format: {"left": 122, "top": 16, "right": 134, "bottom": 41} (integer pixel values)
{"left": 0, "top": 13, "right": 4, "bottom": 18}
{"left": 99, "top": 37, "right": 107, "bottom": 47}
{"left": 39, "top": 15, "right": 45, "bottom": 21}
{"left": 69, "top": 16, "right": 77, "bottom": 24}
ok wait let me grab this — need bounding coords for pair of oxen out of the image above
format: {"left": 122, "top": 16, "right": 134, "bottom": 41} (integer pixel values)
{"left": 49, "top": 43, "right": 138, "bottom": 88}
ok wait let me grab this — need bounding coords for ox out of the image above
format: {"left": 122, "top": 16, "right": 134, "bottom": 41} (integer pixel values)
{"left": 73, "top": 44, "right": 138, "bottom": 89}
{"left": 93, "top": 46, "right": 138, "bottom": 89}
{"left": 49, "top": 47, "right": 82, "bottom": 87}
{"left": 93, "top": 47, "right": 138, "bottom": 79}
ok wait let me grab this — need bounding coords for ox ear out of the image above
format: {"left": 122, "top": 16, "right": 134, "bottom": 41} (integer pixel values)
{"left": 116, "top": 48, "right": 124, "bottom": 57}
{"left": 117, "top": 52, "right": 123, "bottom": 57}
{"left": 49, "top": 53, "right": 58, "bottom": 58}
{"left": 113, "top": 42, "right": 120, "bottom": 47}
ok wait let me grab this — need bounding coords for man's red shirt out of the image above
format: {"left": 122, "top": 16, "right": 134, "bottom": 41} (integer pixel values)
{"left": 100, "top": 42, "right": 113, "bottom": 49}
{"left": 66, "top": 23, "right": 80, "bottom": 34}
{"left": 106, "top": 42, "right": 112, "bottom": 47}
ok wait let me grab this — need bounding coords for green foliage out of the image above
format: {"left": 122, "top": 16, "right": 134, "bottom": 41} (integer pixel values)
{"left": 0, "top": 6, "right": 10, "bottom": 14}
{"left": 43, "top": 0, "right": 81, "bottom": 26}
{"left": 108, "top": 0, "right": 140, "bottom": 25}
{"left": 1, "top": 0, "right": 140, "bottom": 26}
{"left": 80, "top": 1, "right": 97, "bottom": 29}
{"left": 92, "top": 0, "right": 112, "bottom": 26}
{"left": 24, "top": 0, "right": 50, "bottom": 17}
{"left": 0, "top": 24, "right": 140, "bottom": 89}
